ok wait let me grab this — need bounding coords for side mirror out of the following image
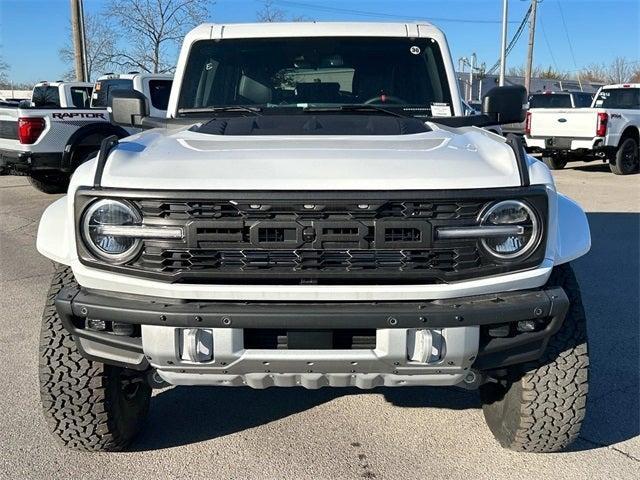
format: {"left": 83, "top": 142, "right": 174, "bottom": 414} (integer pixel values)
{"left": 110, "top": 89, "right": 149, "bottom": 127}
{"left": 482, "top": 85, "right": 527, "bottom": 124}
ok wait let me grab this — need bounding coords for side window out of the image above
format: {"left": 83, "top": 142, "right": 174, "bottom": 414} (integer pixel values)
{"left": 70, "top": 87, "right": 92, "bottom": 108}
{"left": 148, "top": 80, "right": 173, "bottom": 111}
{"left": 91, "top": 79, "right": 133, "bottom": 108}
{"left": 599, "top": 88, "right": 640, "bottom": 109}
{"left": 32, "top": 86, "right": 61, "bottom": 108}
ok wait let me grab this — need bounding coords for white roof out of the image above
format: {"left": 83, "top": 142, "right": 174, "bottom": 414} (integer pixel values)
{"left": 601, "top": 83, "right": 640, "bottom": 89}
{"left": 186, "top": 21, "right": 444, "bottom": 41}
{"left": 33, "top": 81, "right": 93, "bottom": 88}
{"left": 96, "top": 73, "right": 173, "bottom": 81}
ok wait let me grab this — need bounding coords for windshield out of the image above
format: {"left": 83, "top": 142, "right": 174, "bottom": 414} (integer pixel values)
{"left": 178, "top": 37, "right": 452, "bottom": 117}
{"left": 529, "top": 93, "right": 572, "bottom": 109}
{"left": 595, "top": 88, "right": 640, "bottom": 109}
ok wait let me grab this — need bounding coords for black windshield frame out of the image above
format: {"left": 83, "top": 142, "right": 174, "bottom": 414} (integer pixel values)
{"left": 177, "top": 37, "right": 453, "bottom": 117}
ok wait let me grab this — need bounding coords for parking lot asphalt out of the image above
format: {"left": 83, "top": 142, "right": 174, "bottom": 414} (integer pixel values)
{"left": 0, "top": 162, "right": 638, "bottom": 480}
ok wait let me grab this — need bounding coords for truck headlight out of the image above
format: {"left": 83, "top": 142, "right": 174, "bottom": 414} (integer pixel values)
{"left": 81, "top": 199, "right": 142, "bottom": 263}
{"left": 479, "top": 200, "right": 540, "bottom": 260}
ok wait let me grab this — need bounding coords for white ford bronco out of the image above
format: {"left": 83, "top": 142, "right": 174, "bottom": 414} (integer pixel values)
{"left": 0, "top": 74, "right": 172, "bottom": 193}
{"left": 36, "top": 22, "right": 591, "bottom": 453}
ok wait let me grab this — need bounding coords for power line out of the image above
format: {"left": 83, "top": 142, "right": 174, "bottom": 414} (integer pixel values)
{"left": 273, "top": 0, "right": 520, "bottom": 24}
{"left": 538, "top": 15, "right": 559, "bottom": 71}
{"left": 487, "top": 5, "right": 532, "bottom": 74}
{"left": 556, "top": 0, "right": 582, "bottom": 89}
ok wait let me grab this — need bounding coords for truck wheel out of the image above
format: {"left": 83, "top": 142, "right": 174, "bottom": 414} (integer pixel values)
{"left": 541, "top": 155, "right": 567, "bottom": 170}
{"left": 28, "top": 172, "right": 70, "bottom": 194}
{"left": 610, "top": 137, "right": 639, "bottom": 175}
{"left": 479, "top": 263, "right": 588, "bottom": 452}
{"left": 39, "top": 265, "right": 151, "bottom": 451}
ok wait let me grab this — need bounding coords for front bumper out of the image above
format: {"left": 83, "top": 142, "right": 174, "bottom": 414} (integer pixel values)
{"left": 55, "top": 285, "right": 569, "bottom": 389}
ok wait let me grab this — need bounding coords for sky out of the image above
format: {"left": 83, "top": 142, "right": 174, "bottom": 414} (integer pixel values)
{"left": 0, "top": 0, "right": 638, "bottom": 84}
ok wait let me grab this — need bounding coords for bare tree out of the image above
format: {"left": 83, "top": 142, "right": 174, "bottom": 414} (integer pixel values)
{"left": 59, "top": 13, "right": 117, "bottom": 81}
{"left": 107, "top": 0, "right": 209, "bottom": 74}
{"left": 257, "top": 0, "right": 310, "bottom": 22}
{"left": 539, "top": 66, "right": 569, "bottom": 80}
{"left": 579, "top": 57, "right": 637, "bottom": 84}
{"left": 0, "top": 53, "right": 8, "bottom": 84}
{"left": 257, "top": 0, "right": 286, "bottom": 22}
{"left": 578, "top": 63, "right": 607, "bottom": 83}
{"left": 607, "top": 56, "right": 633, "bottom": 84}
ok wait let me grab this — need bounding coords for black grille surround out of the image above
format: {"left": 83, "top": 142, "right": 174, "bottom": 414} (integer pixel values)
{"left": 75, "top": 187, "right": 548, "bottom": 285}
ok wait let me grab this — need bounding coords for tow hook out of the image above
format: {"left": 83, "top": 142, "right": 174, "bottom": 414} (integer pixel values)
{"left": 146, "top": 369, "right": 170, "bottom": 389}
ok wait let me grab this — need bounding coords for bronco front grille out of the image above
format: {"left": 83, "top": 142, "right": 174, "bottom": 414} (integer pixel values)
{"left": 75, "top": 188, "right": 548, "bottom": 285}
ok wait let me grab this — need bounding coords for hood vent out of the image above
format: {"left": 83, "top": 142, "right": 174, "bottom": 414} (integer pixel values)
{"left": 195, "top": 114, "right": 430, "bottom": 136}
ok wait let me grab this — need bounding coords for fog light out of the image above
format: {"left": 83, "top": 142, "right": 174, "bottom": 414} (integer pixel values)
{"left": 180, "top": 328, "right": 214, "bottom": 362}
{"left": 86, "top": 318, "right": 106, "bottom": 331}
{"left": 112, "top": 322, "right": 135, "bottom": 336}
{"left": 407, "top": 329, "right": 442, "bottom": 363}
{"left": 488, "top": 324, "right": 510, "bottom": 337}
{"left": 517, "top": 320, "right": 537, "bottom": 332}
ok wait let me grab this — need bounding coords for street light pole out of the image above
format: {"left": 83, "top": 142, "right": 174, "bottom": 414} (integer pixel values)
{"left": 467, "top": 53, "right": 477, "bottom": 101}
{"left": 499, "top": 0, "right": 509, "bottom": 86}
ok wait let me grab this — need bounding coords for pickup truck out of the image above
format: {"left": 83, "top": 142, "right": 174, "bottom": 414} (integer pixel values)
{"left": 525, "top": 83, "right": 640, "bottom": 174}
{"left": 502, "top": 90, "right": 594, "bottom": 137}
{"left": 0, "top": 74, "right": 172, "bottom": 192}
{"left": 36, "top": 22, "right": 591, "bottom": 453}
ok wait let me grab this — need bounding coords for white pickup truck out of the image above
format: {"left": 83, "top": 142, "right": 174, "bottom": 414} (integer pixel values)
{"left": 0, "top": 74, "right": 172, "bottom": 192}
{"left": 36, "top": 22, "right": 591, "bottom": 453}
{"left": 525, "top": 83, "right": 640, "bottom": 174}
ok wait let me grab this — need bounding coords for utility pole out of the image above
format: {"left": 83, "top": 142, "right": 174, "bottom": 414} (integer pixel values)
{"left": 70, "top": 0, "right": 87, "bottom": 82}
{"left": 78, "top": 0, "right": 89, "bottom": 81}
{"left": 499, "top": 0, "right": 509, "bottom": 86}
{"left": 524, "top": 0, "right": 538, "bottom": 93}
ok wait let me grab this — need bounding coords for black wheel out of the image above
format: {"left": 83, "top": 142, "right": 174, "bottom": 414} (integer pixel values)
{"left": 610, "top": 137, "right": 639, "bottom": 175}
{"left": 39, "top": 265, "right": 151, "bottom": 451}
{"left": 479, "top": 264, "right": 588, "bottom": 453}
{"left": 28, "top": 172, "right": 70, "bottom": 194}
{"left": 541, "top": 155, "right": 567, "bottom": 170}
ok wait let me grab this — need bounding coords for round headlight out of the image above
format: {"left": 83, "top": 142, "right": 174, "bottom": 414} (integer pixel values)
{"left": 479, "top": 200, "right": 540, "bottom": 260}
{"left": 82, "top": 199, "right": 142, "bottom": 263}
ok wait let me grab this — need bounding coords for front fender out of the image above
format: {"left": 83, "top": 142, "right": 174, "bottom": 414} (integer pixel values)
{"left": 553, "top": 193, "right": 591, "bottom": 265}
{"left": 37, "top": 196, "right": 73, "bottom": 265}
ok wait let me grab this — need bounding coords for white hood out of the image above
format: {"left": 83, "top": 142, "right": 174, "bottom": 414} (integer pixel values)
{"left": 95, "top": 124, "right": 521, "bottom": 191}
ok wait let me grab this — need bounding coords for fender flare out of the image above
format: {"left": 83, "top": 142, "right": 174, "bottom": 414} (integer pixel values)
{"left": 553, "top": 193, "right": 591, "bottom": 265}
{"left": 62, "top": 122, "right": 130, "bottom": 170}
{"left": 37, "top": 196, "right": 72, "bottom": 265}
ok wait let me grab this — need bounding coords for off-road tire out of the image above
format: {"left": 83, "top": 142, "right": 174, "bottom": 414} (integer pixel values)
{"left": 39, "top": 265, "right": 151, "bottom": 451}
{"left": 541, "top": 155, "right": 567, "bottom": 170}
{"left": 479, "top": 263, "right": 588, "bottom": 453}
{"left": 609, "top": 137, "right": 639, "bottom": 175}
{"left": 28, "top": 172, "right": 70, "bottom": 194}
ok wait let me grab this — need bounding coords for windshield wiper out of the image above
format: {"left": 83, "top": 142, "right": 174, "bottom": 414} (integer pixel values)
{"left": 178, "top": 106, "right": 262, "bottom": 116}
{"left": 303, "top": 104, "right": 409, "bottom": 118}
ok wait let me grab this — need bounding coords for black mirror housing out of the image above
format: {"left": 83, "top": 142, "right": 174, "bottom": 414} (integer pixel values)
{"left": 110, "top": 89, "right": 149, "bottom": 127}
{"left": 482, "top": 85, "right": 527, "bottom": 124}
